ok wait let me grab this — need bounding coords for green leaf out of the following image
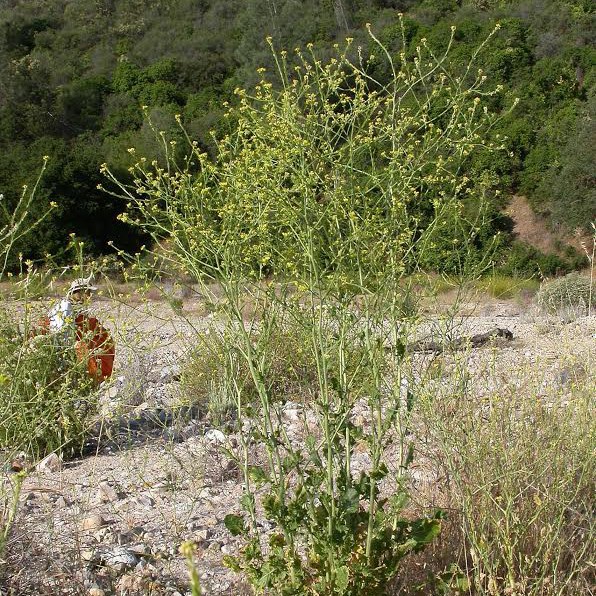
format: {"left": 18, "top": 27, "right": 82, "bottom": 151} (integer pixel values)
{"left": 240, "top": 492, "right": 255, "bottom": 512}
{"left": 335, "top": 565, "right": 349, "bottom": 592}
{"left": 410, "top": 517, "right": 441, "bottom": 551}
{"left": 394, "top": 339, "right": 406, "bottom": 359}
{"left": 222, "top": 554, "right": 241, "bottom": 572}
{"left": 340, "top": 487, "right": 360, "bottom": 514}
{"left": 248, "top": 465, "right": 269, "bottom": 485}
{"left": 403, "top": 443, "right": 414, "bottom": 469}
{"left": 224, "top": 513, "right": 246, "bottom": 537}
{"left": 406, "top": 388, "right": 415, "bottom": 413}
{"left": 370, "top": 462, "right": 388, "bottom": 481}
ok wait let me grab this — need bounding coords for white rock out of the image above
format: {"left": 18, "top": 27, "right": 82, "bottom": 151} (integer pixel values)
{"left": 205, "top": 429, "right": 226, "bottom": 444}
{"left": 160, "top": 364, "right": 181, "bottom": 382}
{"left": 81, "top": 549, "right": 96, "bottom": 562}
{"left": 103, "top": 386, "right": 119, "bottom": 400}
{"left": 102, "top": 546, "right": 138, "bottom": 570}
{"left": 81, "top": 514, "right": 106, "bottom": 532}
{"left": 36, "top": 453, "right": 62, "bottom": 473}
{"left": 132, "top": 493, "right": 155, "bottom": 508}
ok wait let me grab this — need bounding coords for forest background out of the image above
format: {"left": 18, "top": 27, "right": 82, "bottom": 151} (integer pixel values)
{"left": 0, "top": 0, "right": 594, "bottom": 275}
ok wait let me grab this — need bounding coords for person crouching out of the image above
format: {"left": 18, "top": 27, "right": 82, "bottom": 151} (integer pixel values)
{"left": 41, "top": 276, "right": 115, "bottom": 382}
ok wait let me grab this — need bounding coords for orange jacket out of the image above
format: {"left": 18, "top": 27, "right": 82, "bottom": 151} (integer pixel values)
{"left": 36, "top": 313, "right": 115, "bottom": 382}
{"left": 73, "top": 314, "right": 115, "bottom": 382}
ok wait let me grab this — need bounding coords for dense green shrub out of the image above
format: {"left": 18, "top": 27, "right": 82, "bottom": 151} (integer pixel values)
{"left": 496, "top": 241, "right": 572, "bottom": 277}
{"left": 1, "top": 0, "right": 594, "bottom": 263}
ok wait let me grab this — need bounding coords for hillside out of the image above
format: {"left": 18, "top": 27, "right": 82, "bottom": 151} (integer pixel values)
{"left": 0, "top": 0, "right": 594, "bottom": 271}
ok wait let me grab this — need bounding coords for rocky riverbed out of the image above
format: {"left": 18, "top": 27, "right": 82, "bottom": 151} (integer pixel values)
{"left": 2, "top": 294, "right": 594, "bottom": 595}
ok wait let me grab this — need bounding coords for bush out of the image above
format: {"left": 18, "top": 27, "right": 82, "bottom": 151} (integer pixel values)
{"left": 536, "top": 272, "right": 594, "bottom": 315}
{"left": 421, "top": 359, "right": 595, "bottom": 594}
{"left": 477, "top": 274, "right": 539, "bottom": 299}
{"left": 496, "top": 241, "right": 572, "bottom": 277}
{"left": 0, "top": 308, "right": 97, "bottom": 458}
{"left": 182, "top": 310, "right": 317, "bottom": 420}
{"left": 112, "top": 24, "right": 514, "bottom": 594}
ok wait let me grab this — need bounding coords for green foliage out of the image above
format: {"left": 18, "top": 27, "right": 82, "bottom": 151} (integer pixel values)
{"left": 535, "top": 97, "right": 596, "bottom": 232}
{"left": 112, "top": 24, "right": 510, "bottom": 279}
{"left": 182, "top": 315, "right": 318, "bottom": 416}
{"left": 114, "top": 27, "right": 519, "bottom": 593}
{"left": 496, "top": 241, "right": 574, "bottom": 277}
{"left": 0, "top": 0, "right": 594, "bottom": 265}
{"left": 0, "top": 471, "right": 24, "bottom": 564}
{"left": 536, "top": 271, "right": 594, "bottom": 315}
{"left": 0, "top": 308, "right": 97, "bottom": 458}
{"left": 214, "top": 284, "right": 441, "bottom": 596}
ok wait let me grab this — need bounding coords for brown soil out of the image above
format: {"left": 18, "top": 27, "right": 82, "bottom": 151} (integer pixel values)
{"left": 505, "top": 195, "right": 591, "bottom": 255}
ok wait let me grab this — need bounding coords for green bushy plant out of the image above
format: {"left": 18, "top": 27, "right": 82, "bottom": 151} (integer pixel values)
{"left": 496, "top": 241, "right": 572, "bottom": 277}
{"left": 0, "top": 308, "right": 97, "bottom": 458}
{"left": 536, "top": 271, "right": 594, "bottom": 315}
{"left": 0, "top": 471, "right": 24, "bottom": 566}
{"left": 182, "top": 309, "right": 317, "bottom": 430}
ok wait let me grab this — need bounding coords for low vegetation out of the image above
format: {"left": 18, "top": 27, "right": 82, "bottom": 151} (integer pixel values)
{"left": 0, "top": 306, "right": 97, "bottom": 459}
{"left": 536, "top": 271, "right": 594, "bottom": 316}
{"left": 419, "top": 353, "right": 594, "bottom": 594}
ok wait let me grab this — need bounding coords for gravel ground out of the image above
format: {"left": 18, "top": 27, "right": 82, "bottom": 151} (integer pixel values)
{"left": 2, "top": 294, "right": 594, "bottom": 595}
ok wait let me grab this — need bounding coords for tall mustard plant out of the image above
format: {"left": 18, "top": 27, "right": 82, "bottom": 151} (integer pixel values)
{"left": 107, "top": 22, "right": 512, "bottom": 594}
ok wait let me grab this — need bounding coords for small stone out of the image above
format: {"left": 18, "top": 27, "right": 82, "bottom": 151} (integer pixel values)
{"left": 160, "top": 365, "right": 181, "bottom": 383}
{"left": 10, "top": 451, "right": 28, "bottom": 472}
{"left": 102, "top": 546, "right": 138, "bottom": 570}
{"left": 36, "top": 452, "right": 62, "bottom": 473}
{"left": 208, "top": 540, "right": 222, "bottom": 552}
{"left": 132, "top": 493, "right": 155, "bottom": 507}
{"left": 55, "top": 496, "right": 69, "bottom": 508}
{"left": 200, "top": 509, "right": 219, "bottom": 524}
{"left": 81, "top": 549, "right": 96, "bottom": 562}
{"left": 81, "top": 514, "right": 106, "bottom": 532}
{"left": 194, "top": 528, "right": 211, "bottom": 542}
{"left": 205, "top": 429, "right": 226, "bottom": 444}
{"left": 116, "top": 576, "right": 138, "bottom": 592}
{"left": 88, "top": 587, "right": 105, "bottom": 596}
{"left": 127, "top": 543, "right": 149, "bottom": 556}
{"left": 97, "top": 481, "right": 119, "bottom": 503}
{"left": 104, "top": 386, "right": 119, "bottom": 400}
{"left": 93, "top": 528, "right": 112, "bottom": 543}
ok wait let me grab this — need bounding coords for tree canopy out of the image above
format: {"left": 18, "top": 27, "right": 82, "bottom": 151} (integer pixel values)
{"left": 0, "top": 0, "right": 593, "bottom": 272}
